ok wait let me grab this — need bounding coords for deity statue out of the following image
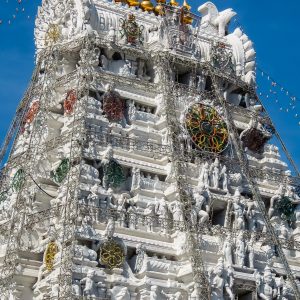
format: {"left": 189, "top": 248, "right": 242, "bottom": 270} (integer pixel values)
{"left": 257, "top": 266, "right": 278, "bottom": 300}
{"left": 210, "top": 158, "right": 221, "bottom": 189}
{"left": 131, "top": 166, "right": 141, "bottom": 191}
{"left": 190, "top": 282, "right": 201, "bottom": 300}
{"left": 144, "top": 202, "right": 155, "bottom": 232}
{"left": 235, "top": 232, "right": 246, "bottom": 267}
{"left": 72, "top": 279, "right": 82, "bottom": 297}
{"left": 222, "top": 234, "right": 233, "bottom": 266}
{"left": 150, "top": 285, "right": 159, "bottom": 300}
{"left": 232, "top": 188, "right": 245, "bottom": 230}
{"left": 169, "top": 198, "right": 184, "bottom": 226}
{"left": 155, "top": 197, "right": 169, "bottom": 234}
{"left": 110, "top": 286, "right": 130, "bottom": 300}
{"left": 87, "top": 184, "right": 99, "bottom": 206}
{"left": 80, "top": 270, "right": 98, "bottom": 298}
{"left": 220, "top": 165, "right": 229, "bottom": 192}
{"left": 247, "top": 234, "right": 255, "bottom": 269}
{"left": 209, "top": 258, "right": 234, "bottom": 300}
{"left": 198, "top": 161, "right": 210, "bottom": 188}
{"left": 104, "top": 219, "right": 115, "bottom": 239}
{"left": 268, "top": 185, "right": 285, "bottom": 220}
{"left": 191, "top": 187, "right": 210, "bottom": 226}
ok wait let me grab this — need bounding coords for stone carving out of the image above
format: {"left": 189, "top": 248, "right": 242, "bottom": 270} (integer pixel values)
{"left": 209, "top": 258, "right": 234, "bottom": 300}
{"left": 222, "top": 234, "right": 233, "bottom": 266}
{"left": 232, "top": 188, "right": 245, "bottom": 230}
{"left": 144, "top": 202, "right": 155, "bottom": 232}
{"left": 130, "top": 243, "right": 147, "bottom": 273}
{"left": 155, "top": 197, "right": 169, "bottom": 234}
{"left": 169, "top": 198, "right": 185, "bottom": 224}
{"left": 191, "top": 187, "right": 210, "bottom": 226}
{"left": 150, "top": 285, "right": 159, "bottom": 300}
{"left": 131, "top": 167, "right": 141, "bottom": 191}
{"left": 72, "top": 279, "right": 82, "bottom": 297}
{"left": 74, "top": 244, "right": 97, "bottom": 264}
{"left": 235, "top": 231, "right": 246, "bottom": 267}
{"left": 80, "top": 270, "right": 98, "bottom": 298}
{"left": 110, "top": 286, "right": 130, "bottom": 300}
{"left": 190, "top": 283, "right": 201, "bottom": 300}
{"left": 257, "top": 266, "right": 278, "bottom": 299}
{"left": 104, "top": 219, "right": 115, "bottom": 239}
{"left": 268, "top": 185, "right": 285, "bottom": 220}
{"left": 161, "top": 290, "right": 183, "bottom": 299}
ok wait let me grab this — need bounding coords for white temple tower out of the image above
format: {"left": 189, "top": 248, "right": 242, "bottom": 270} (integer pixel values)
{"left": 0, "top": 0, "right": 300, "bottom": 299}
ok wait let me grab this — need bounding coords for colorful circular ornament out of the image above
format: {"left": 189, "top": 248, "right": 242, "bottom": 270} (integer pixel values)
{"left": 99, "top": 239, "right": 125, "bottom": 269}
{"left": 103, "top": 90, "right": 124, "bottom": 122}
{"left": 50, "top": 158, "right": 70, "bottom": 184}
{"left": 63, "top": 90, "right": 77, "bottom": 115}
{"left": 185, "top": 103, "right": 228, "bottom": 153}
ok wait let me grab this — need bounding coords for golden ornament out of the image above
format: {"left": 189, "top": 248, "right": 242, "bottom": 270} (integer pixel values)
{"left": 127, "top": 0, "right": 140, "bottom": 7}
{"left": 45, "top": 241, "right": 58, "bottom": 271}
{"left": 140, "top": 0, "right": 154, "bottom": 12}
{"left": 100, "top": 239, "right": 125, "bottom": 269}
{"left": 45, "top": 24, "right": 61, "bottom": 45}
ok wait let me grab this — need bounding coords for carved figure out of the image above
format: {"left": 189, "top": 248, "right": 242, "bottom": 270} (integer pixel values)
{"left": 81, "top": 270, "right": 97, "bottom": 297}
{"left": 232, "top": 189, "right": 245, "bottom": 230}
{"left": 104, "top": 219, "right": 115, "bottom": 239}
{"left": 161, "top": 290, "right": 183, "bottom": 300}
{"left": 150, "top": 285, "right": 160, "bottom": 300}
{"left": 222, "top": 234, "right": 233, "bottom": 266}
{"left": 144, "top": 202, "right": 155, "bottom": 232}
{"left": 268, "top": 185, "right": 285, "bottom": 220}
{"left": 198, "top": 161, "right": 210, "bottom": 188}
{"left": 192, "top": 187, "right": 210, "bottom": 225}
{"left": 169, "top": 199, "right": 184, "bottom": 223}
{"left": 155, "top": 197, "right": 169, "bottom": 234}
{"left": 235, "top": 232, "right": 245, "bottom": 267}
{"left": 210, "top": 158, "right": 220, "bottom": 189}
{"left": 247, "top": 234, "right": 255, "bottom": 268}
{"left": 257, "top": 266, "right": 278, "bottom": 300}
{"left": 110, "top": 286, "right": 130, "bottom": 300}
{"left": 190, "top": 283, "right": 201, "bottom": 300}
{"left": 209, "top": 258, "right": 234, "bottom": 300}
{"left": 72, "top": 279, "right": 82, "bottom": 296}
{"left": 131, "top": 166, "right": 140, "bottom": 190}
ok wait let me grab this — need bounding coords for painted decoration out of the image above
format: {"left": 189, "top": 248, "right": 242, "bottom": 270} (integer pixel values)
{"left": 185, "top": 103, "right": 228, "bottom": 153}
{"left": 100, "top": 239, "right": 125, "bottom": 269}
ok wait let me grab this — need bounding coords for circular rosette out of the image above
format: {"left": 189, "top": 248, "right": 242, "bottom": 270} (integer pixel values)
{"left": 99, "top": 239, "right": 125, "bottom": 269}
{"left": 185, "top": 103, "right": 228, "bottom": 153}
{"left": 103, "top": 91, "right": 124, "bottom": 122}
{"left": 63, "top": 90, "right": 77, "bottom": 115}
{"left": 12, "top": 169, "right": 26, "bottom": 192}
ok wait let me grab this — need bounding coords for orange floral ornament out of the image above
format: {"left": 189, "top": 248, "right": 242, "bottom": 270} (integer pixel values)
{"left": 24, "top": 100, "right": 40, "bottom": 124}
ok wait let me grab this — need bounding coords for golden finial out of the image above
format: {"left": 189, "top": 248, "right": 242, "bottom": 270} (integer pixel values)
{"left": 182, "top": 0, "right": 191, "bottom": 10}
{"left": 127, "top": 0, "right": 140, "bottom": 7}
{"left": 169, "top": 0, "right": 179, "bottom": 7}
{"left": 154, "top": 0, "right": 166, "bottom": 15}
{"left": 140, "top": 0, "right": 154, "bottom": 12}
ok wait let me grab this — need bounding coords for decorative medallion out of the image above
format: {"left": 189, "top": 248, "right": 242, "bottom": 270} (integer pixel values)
{"left": 119, "top": 14, "right": 144, "bottom": 45}
{"left": 104, "top": 160, "right": 126, "bottom": 189}
{"left": 275, "top": 196, "right": 295, "bottom": 221}
{"left": 45, "top": 241, "right": 59, "bottom": 271}
{"left": 12, "top": 169, "right": 25, "bottom": 192}
{"left": 24, "top": 101, "right": 40, "bottom": 125}
{"left": 211, "top": 42, "right": 233, "bottom": 71}
{"left": 103, "top": 90, "right": 124, "bottom": 122}
{"left": 45, "top": 24, "right": 61, "bottom": 45}
{"left": 240, "top": 127, "right": 271, "bottom": 153}
{"left": 50, "top": 158, "right": 70, "bottom": 184}
{"left": 185, "top": 103, "right": 228, "bottom": 153}
{"left": 63, "top": 90, "right": 77, "bottom": 115}
{"left": 99, "top": 239, "right": 125, "bottom": 269}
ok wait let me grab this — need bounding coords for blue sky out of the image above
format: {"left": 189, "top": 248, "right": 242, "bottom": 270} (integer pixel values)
{"left": 0, "top": 0, "right": 299, "bottom": 170}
